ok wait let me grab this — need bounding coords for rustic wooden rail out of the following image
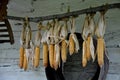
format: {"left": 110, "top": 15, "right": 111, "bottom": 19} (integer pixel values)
{"left": 6, "top": 3, "right": 120, "bottom": 22}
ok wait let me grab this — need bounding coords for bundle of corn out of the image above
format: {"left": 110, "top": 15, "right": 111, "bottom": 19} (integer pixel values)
{"left": 22, "top": 17, "right": 34, "bottom": 71}
{"left": 82, "top": 14, "right": 89, "bottom": 67}
{"left": 95, "top": 11, "right": 106, "bottom": 67}
{"left": 41, "top": 23, "right": 49, "bottom": 68}
{"left": 34, "top": 22, "right": 42, "bottom": 68}
{"left": 53, "top": 19, "right": 61, "bottom": 70}
{"left": 47, "top": 21, "right": 55, "bottom": 68}
{"left": 69, "top": 17, "right": 80, "bottom": 55}
{"left": 82, "top": 13, "right": 96, "bottom": 67}
{"left": 60, "top": 19, "right": 68, "bottom": 62}
{"left": 87, "top": 13, "right": 96, "bottom": 62}
{"left": 19, "top": 21, "right": 26, "bottom": 69}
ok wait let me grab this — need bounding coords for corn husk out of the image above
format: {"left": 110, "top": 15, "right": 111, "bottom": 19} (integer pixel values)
{"left": 47, "top": 24, "right": 54, "bottom": 44}
{"left": 72, "top": 33, "right": 80, "bottom": 53}
{"left": 82, "top": 14, "right": 90, "bottom": 40}
{"left": 20, "top": 23, "right": 26, "bottom": 46}
{"left": 95, "top": 12, "right": 106, "bottom": 38}
{"left": 35, "top": 30, "right": 41, "bottom": 46}
{"left": 25, "top": 27, "right": 32, "bottom": 49}
{"left": 54, "top": 44, "right": 60, "bottom": 70}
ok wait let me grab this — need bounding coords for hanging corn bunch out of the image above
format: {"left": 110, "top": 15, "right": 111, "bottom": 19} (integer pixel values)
{"left": 53, "top": 19, "right": 61, "bottom": 70}
{"left": 21, "top": 17, "right": 34, "bottom": 71}
{"left": 19, "top": 21, "right": 26, "bottom": 69}
{"left": 47, "top": 21, "right": 55, "bottom": 68}
{"left": 69, "top": 17, "right": 80, "bottom": 55}
{"left": 34, "top": 22, "right": 42, "bottom": 68}
{"left": 82, "top": 14, "right": 89, "bottom": 67}
{"left": 95, "top": 11, "right": 106, "bottom": 67}
{"left": 82, "top": 13, "right": 96, "bottom": 67}
{"left": 87, "top": 13, "right": 96, "bottom": 62}
{"left": 60, "top": 19, "right": 68, "bottom": 62}
{"left": 41, "top": 22, "right": 50, "bottom": 68}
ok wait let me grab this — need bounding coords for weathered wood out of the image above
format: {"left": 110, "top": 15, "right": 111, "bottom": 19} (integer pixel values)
{"left": 0, "top": 40, "right": 10, "bottom": 43}
{"left": 0, "top": 29, "right": 8, "bottom": 32}
{"left": 0, "top": 34, "right": 9, "bottom": 37}
{"left": 4, "top": 19, "right": 14, "bottom": 44}
{"left": 0, "top": 24, "right": 6, "bottom": 27}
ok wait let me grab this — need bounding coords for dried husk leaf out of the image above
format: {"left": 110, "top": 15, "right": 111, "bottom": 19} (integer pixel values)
{"left": 72, "top": 33, "right": 80, "bottom": 53}
{"left": 54, "top": 44, "right": 60, "bottom": 70}
{"left": 35, "top": 30, "right": 41, "bottom": 46}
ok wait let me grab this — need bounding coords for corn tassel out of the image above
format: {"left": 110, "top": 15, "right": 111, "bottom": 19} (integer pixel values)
{"left": 19, "top": 46, "right": 24, "bottom": 68}
{"left": 97, "top": 37, "right": 104, "bottom": 67}
{"left": 23, "top": 52, "right": 28, "bottom": 71}
{"left": 49, "top": 44, "right": 54, "bottom": 68}
{"left": 43, "top": 43, "right": 49, "bottom": 67}
{"left": 69, "top": 34, "right": 75, "bottom": 55}
{"left": 34, "top": 46, "right": 40, "bottom": 68}
{"left": 61, "top": 40, "right": 67, "bottom": 62}
{"left": 82, "top": 41, "right": 87, "bottom": 67}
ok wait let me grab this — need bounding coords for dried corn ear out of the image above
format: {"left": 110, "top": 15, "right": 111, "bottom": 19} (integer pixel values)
{"left": 72, "top": 34, "right": 80, "bottom": 53}
{"left": 86, "top": 36, "right": 91, "bottom": 61}
{"left": 82, "top": 41, "right": 87, "bottom": 67}
{"left": 43, "top": 43, "right": 49, "bottom": 67}
{"left": 61, "top": 40, "right": 67, "bottom": 62}
{"left": 23, "top": 52, "right": 28, "bottom": 71}
{"left": 90, "top": 37, "right": 95, "bottom": 62}
{"left": 19, "top": 46, "right": 24, "bottom": 68}
{"left": 49, "top": 44, "right": 54, "bottom": 68}
{"left": 34, "top": 46, "right": 40, "bottom": 68}
{"left": 69, "top": 34, "right": 75, "bottom": 55}
{"left": 97, "top": 38, "right": 104, "bottom": 67}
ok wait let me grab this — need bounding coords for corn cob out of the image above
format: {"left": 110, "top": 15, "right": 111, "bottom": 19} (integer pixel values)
{"left": 86, "top": 36, "right": 91, "bottom": 61}
{"left": 69, "top": 34, "right": 75, "bottom": 55}
{"left": 19, "top": 46, "right": 24, "bottom": 68}
{"left": 23, "top": 52, "right": 28, "bottom": 71}
{"left": 53, "top": 45, "right": 56, "bottom": 69}
{"left": 61, "top": 40, "right": 67, "bottom": 62}
{"left": 49, "top": 44, "right": 54, "bottom": 68}
{"left": 82, "top": 41, "right": 87, "bottom": 67}
{"left": 34, "top": 46, "right": 40, "bottom": 68}
{"left": 97, "top": 37, "right": 104, "bottom": 67}
{"left": 43, "top": 42, "right": 49, "bottom": 67}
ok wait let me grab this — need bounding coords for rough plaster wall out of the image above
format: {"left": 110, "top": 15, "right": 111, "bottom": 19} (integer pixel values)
{"left": 0, "top": 0, "right": 120, "bottom": 80}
